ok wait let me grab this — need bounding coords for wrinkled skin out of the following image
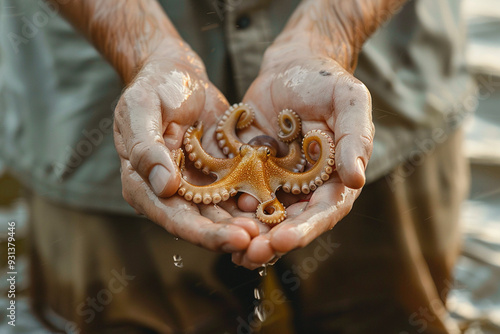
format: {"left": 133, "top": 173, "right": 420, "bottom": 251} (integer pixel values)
{"left": 113, "top": 43, "right": 374, "bottom": 269}
{"left": 50, "top": 0, "right": 403, "bottom": 269}
{"left": 230, "top": 50, "right": 374, "bottom": 269}
{"left": 109, "top": 4, "right": 381, "bottom": 269}
{"left": 114, "top": 41, "right": 262, "bottom": 253}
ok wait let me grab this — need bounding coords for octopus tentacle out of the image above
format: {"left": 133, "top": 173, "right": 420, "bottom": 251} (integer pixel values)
{"left": 248, "top": 135, "right": 305, "bottom": 172}
{"left": 273, "top": 109, "right": 305, "bottom": 172}
{"left": 171, "top": 148, "right": 185, "bottom": 172}
{"left": 278, "top": 109, "right": 301, "bottom": 143}
{"left": 270, "top": 130, "right": 335, "bottom": 195}
{"left": 256, "top": 197, "right": 287, "bottom": 225}
{"left": 177, "top": 179, "right": 238, "bottom": 205}
{"left": 215, "top": 103, "right": 254, "bottom": 158}
{"left": 271, "top": 141, "right": 306, "bottom": 172}
{"left": 182, "top": 122, "right": 234, "bottom": 178}
{"left": 175, "top": 150, "right": 240, "bottom": 205}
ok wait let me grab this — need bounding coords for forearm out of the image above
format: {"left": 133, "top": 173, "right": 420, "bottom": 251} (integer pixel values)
{"left": 272, "top": 0, "right": 407, "bottom": 71}
{"left": 48, "top": 0, "right": 184, "bottom": 83}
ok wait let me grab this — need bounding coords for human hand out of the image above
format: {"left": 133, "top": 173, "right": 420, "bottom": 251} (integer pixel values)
{"left": 113, "top": 39, "right": 259, "bottom": 252}
{"left": 232, "top": 45, "right": 374, "bottom": 269}
{"left": 231, "top": 0, "right": 408, "bottom": 269}
{"left": 52, "top": 1, "right": 260, "bottom": 251}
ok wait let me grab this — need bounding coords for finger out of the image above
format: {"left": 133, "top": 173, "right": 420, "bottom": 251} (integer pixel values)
{"left": 233, "top": 252, "right": 266, "bottom": 270}
{"left": 269, "top": 183, "right": 360, "bottom": 253}
{"left": 230, "top": 218, "right": 261, "bottom": 239}
{"left": 200, "top": 205, "right": 261, "bottom": 239}
{"left": 244, "top": 235, "right": 275, "bottom": 264}
{"left": 232, "top": 251, "right": 244, "bottom": 266}
{"left": 114, "top": 82, "right": 181, "bottom": 197}
{"left": 327, "top": 74, "right": 374, "bottom": 189}
{"left": 231, "top": 251, "right": 266, "bottom": 270}
{"left": 237, "top": 193, "right": 259, "bottom": 212}
{"left": 217, "top": 199, "right": 258, "bottom": 221}
{"left": 120, "top": 159, "right": 251, "bottom": 252}
{"left": 236, "top": 192, "right": 307, "bottom": 215}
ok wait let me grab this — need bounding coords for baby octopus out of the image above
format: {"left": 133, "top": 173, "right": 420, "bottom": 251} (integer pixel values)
{"left": 172, "top": 103, "right": 336, "bottom": 225}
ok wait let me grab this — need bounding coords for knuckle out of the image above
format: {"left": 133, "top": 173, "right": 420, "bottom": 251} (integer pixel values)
{"left": 127, "top": 79, "right": 151, "bottom": 97}
{"left": 354, "top": 81, "right": 370, "bottom": 97}
{"left": 117, "top": 81, "right": 158, "bottom": 116}
{"left": 113, "top": 100, "right": 126, "bottom": 126}
{"left": 351, "top": 83, "right": 371, "bottom": 107}
{"left": 360, "top": 129, "right": 374, "bottom": 146}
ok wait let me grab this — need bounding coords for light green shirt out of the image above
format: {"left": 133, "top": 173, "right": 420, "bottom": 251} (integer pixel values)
{"left": 0, "top": 0, "right": 475, "bottom": 214}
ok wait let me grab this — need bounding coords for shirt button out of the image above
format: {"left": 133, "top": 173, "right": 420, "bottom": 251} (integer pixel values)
{"left": 236, "top": 15, "right": 251, "bottom": 29}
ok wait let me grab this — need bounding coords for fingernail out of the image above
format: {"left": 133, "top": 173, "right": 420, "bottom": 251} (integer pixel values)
{"left": 357, "top": 158, "right": 365, "bottom": 176}
{"left": 149, "top": 165, "right": 170, "bottom": 195}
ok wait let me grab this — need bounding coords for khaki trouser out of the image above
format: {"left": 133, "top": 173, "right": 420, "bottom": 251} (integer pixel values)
{"left": 28, "top": 129, "right": 468, "bottom": 334}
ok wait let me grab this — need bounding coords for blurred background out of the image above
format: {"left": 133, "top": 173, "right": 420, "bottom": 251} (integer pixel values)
{"left": 1, "top": 0, "right": 499, "bottom": 332}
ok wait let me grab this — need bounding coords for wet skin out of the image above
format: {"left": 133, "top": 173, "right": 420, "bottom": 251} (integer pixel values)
{"left": 52, "top": 0, "right": 407, "bottom": 269}
{"left": 112, "top": 14, "right": 375, "bottom": 270}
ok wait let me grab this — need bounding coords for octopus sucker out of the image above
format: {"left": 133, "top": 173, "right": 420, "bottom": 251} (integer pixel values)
{"left": 202, "top": 194, "right": 212, "bottom": 205}
{"left": 215, "top": 104, "right": 254, "bottom": 156}
{"left": 193, "top": 193, "right": 203, "bottom": 204}
{"left": 179, "top": 122, "right": 234, "bottom": 177}
{"left": 314, "top": 177, "right": 323, "bottom": 186}
{"left": 256, "top": 198, "right": 287, "bottom": 225}
{"left": 213, "top": 194, "right": 222, "bottom": 203}
{"left": 174, "top": 103, "right": 336, "bottom": 225}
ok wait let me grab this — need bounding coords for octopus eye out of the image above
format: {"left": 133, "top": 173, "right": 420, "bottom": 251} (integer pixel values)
{"left": 266, "top": 148, "right": 271, "bottom": 156}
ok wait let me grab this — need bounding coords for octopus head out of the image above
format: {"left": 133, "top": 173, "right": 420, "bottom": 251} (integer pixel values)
{"left": 238, "top": 144, "right": 272, "bottom": 161}
{"left": 256, "top": 146, "right": 272, "bottom": 161}
{"left": 247, "top": 135, "right": 279, "bottom": 157}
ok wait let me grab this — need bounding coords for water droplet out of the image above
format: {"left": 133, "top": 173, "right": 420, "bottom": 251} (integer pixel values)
{"left": 254, "top": 288, "right": 264, "bottom": 300}
{"left": 268, "top": 256, "right": 280, "bottom": 266}
{"left": 173, "top": 254, "right": 183, "bottom": 268}
{"left": 174, "top": 237, "right": 179, "bottom": 241}
{"left": 254, "top": 305, "right": 267, "bottom": 322}
{"left": 258, "top": 264, "right": 268, "bottom": 277}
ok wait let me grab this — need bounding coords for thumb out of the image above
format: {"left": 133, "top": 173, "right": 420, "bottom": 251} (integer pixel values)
{"left": 114, "top": 83, "right": 181, "bottom": 197}
{"left": 328, "top": 73, "right": 374, "bottom": 189}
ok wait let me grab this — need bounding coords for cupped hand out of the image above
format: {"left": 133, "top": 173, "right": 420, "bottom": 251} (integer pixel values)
{"left": 232, "top": 49, "right": 374, "bottom": 268}
{"left": 113, "top": 39, "right": 259, "bottom": 252}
